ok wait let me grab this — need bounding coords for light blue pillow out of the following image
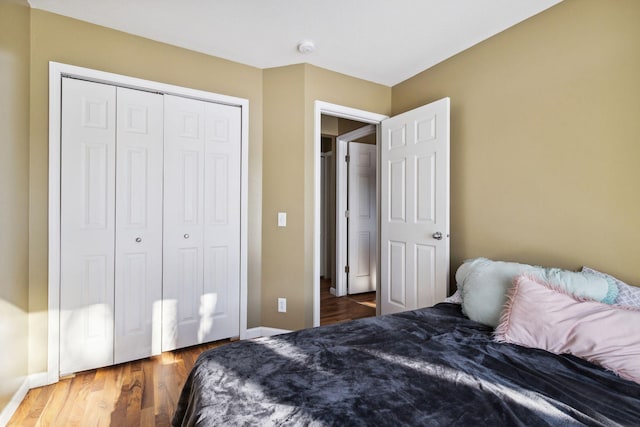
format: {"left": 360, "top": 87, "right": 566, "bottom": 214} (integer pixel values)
{"left": 458, "top": 258, "right": 617, "bottom": 327}
{"left": 539, "top": 268, "right": 618, "bottom": 304}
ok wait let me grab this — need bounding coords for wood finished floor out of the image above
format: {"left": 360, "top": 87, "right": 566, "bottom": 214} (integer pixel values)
{"left": 8, "top": 341, "right": 227, "bottom": 427}
{"left": 9, "top": 281, "right": 375, "bottom": 426}
{"left": 320, "top": 277, "right": 376, "bottom": 326}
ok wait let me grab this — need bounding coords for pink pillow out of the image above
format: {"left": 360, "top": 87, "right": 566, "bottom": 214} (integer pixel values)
{"left": 495, "top": 274, "right": 640, "bottom": 384}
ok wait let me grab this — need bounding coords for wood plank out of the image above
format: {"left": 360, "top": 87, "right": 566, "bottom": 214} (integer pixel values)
{"left": 21, "top": 385, "right": 54, "bottom": 427}
{"left": 180, "top": 348, "right": 197, "bottom": 373}
{"left": 66, "top": 370, "right": 97, "bottom": 426}
{"left": 124, "top": 362, "right": 144, "bottom": 427}
{"left": 35, "top": 379, "right": 71, "bottom": 427}
{"left": 88, "top": 364, "right": 122, "bottom": 426}
{"left": 140, "top": 406, "right": 155, "bottom": 427}
{"left": 51, "top": 374, "right": 86, "bottom": 426}
{"left": 110, "top": 365, "right": 130, "bottom": 426}
{"left": 170, "top": 357, "right": 188, "bottom": 404}
{"left": 140, "top": 358, "right": 155, "bottom": 411}
{"left": 91, "top": 364, "right": 107, "bottom": 392}
{"left": 7, "top": 387, "right": 40, "bottom": 427}
{"left": 83, "top": 390, "right": 112, "bottom": 427}
{"left": 154, "top": 355, "right": 174, "bottom": 425}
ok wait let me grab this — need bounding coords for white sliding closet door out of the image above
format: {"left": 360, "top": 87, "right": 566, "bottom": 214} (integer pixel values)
{"left": 60, "top": 78, "right": 116, "bottom": 375}
{"left": 114, "top": 87, "right": 164, "bottom": 364}
{"left": 162, "top": 95, "right": 241, "bottom": 351}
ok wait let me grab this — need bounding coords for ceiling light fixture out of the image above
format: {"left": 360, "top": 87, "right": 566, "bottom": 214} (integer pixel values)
{"left": 297, "top": 40, "right": 316, "bottom": 55}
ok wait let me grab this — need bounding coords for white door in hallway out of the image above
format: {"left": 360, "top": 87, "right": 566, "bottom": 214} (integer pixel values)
{"left": 380, "top": 98, "right": 450, "bottom": 315}
{"left": 347, "top": 142, "right": 377, "bottom": 294}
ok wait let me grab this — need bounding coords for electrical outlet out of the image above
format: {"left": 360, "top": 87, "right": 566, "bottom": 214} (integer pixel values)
{"left": 278, "top": 297, "right": 287, "bottom": 313}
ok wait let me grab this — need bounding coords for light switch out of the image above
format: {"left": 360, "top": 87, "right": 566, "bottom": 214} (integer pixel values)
{"left": 278, "top": 298, "right": 287, "bottom": 313}
{"left": 277, "top": 212, "right": 287, "bottom": 227}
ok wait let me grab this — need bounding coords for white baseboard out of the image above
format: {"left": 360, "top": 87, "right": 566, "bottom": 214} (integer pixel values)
{"left": 245, "top": 327, "right": 292, "bottom": 339}
{"left": 28, "top": 372, "right": 50, "bottom": 389}
{"left": 0, "top": 377, "right": 29, "bottom": 427}
{"left": 0, "top": 371, "right": 53, "bottom": 427}
{"left": 260, "top": 327, "right": 291, "bottom": 337}
{"left": 244, "top": 327, "right": 262, "bottom": 339}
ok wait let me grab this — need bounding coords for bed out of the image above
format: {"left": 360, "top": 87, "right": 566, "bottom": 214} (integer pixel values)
{"left": 172, "top": 302, "right": 640, "bottom": 426}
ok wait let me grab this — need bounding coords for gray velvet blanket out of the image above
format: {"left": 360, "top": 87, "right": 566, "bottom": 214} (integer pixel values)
{"left": 173, "top": 303, "right": 640, "bottom": 426}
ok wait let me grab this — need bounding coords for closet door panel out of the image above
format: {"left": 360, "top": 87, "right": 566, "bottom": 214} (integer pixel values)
{"left": 60, "top": 78, "right": 116, "bottom": 375}
{"left": 114, "top": 87, "right": 164, "bottom": 364}
{"left": 163, "top": 95, "right": 205, "bottom": 351}
{"left": 202, "top": 103, "right": 241, "bottom": 341}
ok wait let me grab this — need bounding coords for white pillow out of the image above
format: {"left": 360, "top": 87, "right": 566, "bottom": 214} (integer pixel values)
{"left": 457, "top": 258, "right": 616, "bottom": 327}
{"left": 458, "top": 258, "right": 537, "bottom": 327}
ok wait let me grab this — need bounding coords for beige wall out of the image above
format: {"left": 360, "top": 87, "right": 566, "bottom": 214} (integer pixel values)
{"left": 0, "top": 0, "right": 31, "bottom": 411}
{"left": 261, "top": 64, "right": 390, "bottom": 329}
{"left": 28, "top": 10, "right": 264, "bottom": 374}
{"left": 392, "top": 0, "right": 640, "bottom": 287}
{"left": 322, "top": 117, "right": 376, "bottom": 144}
{"left": 262, "top": 65, "right": 307, "bottom": 329}
{"left": 321, "top": 115, "right": 339, "bottom": 135}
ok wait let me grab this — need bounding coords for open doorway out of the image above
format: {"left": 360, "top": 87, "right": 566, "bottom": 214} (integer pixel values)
{"left": 313, "top": 99, "right": 450, "bottom": 327}
{"left": 319, "top": 114, "right": 377, "bottom": 325}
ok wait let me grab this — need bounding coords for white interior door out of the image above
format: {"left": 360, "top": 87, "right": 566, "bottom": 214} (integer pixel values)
{"left": 163, "top": 95, "right": 205, "bottom": 351}
{"left": 380, "top": 97, "right": 450, "bottom": 315}
{"left": 335, "top": 125, "right": 376, "bottom": 297}
{"left": 60, "top": 78, "right": 116, "bottom": 375}
{"left": 201, "top": 101, "right": 241, "bottom": 342}
{"left": 348, "top": 142, "right": 377, "bottom": 294}
{"left": 114, "top": 87, "right": 164, "bottom": 364}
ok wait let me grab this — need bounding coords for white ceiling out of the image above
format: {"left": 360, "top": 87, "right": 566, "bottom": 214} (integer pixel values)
{"left": 27, "top": 0, "right": 563, "bottom": 86}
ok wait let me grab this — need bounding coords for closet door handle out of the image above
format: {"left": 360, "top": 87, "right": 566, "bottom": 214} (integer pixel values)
{"left": 135, "top": 237, "right": 142, "bottom": 243}
{"left": 184, "top": 234, "right": 190, "bottom": 239}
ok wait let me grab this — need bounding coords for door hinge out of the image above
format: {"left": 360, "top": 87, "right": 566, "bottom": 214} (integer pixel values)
{"left": 345, "top": 210, "right": 350, "bottom": 218}
{"left": 345, "top": 154, "right": 350, "bottom": 162}
{"left": 345, "top": 265, "right": 350, "bottom": 273}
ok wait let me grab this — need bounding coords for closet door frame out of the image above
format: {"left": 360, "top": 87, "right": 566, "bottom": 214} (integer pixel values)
{"left": 47, "top": 62, "right": 249, "bottom": 384}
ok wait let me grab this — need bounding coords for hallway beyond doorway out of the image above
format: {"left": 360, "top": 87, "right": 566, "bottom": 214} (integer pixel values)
{"left": 320, "top": 278, "right": 375, "bottom": 326}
